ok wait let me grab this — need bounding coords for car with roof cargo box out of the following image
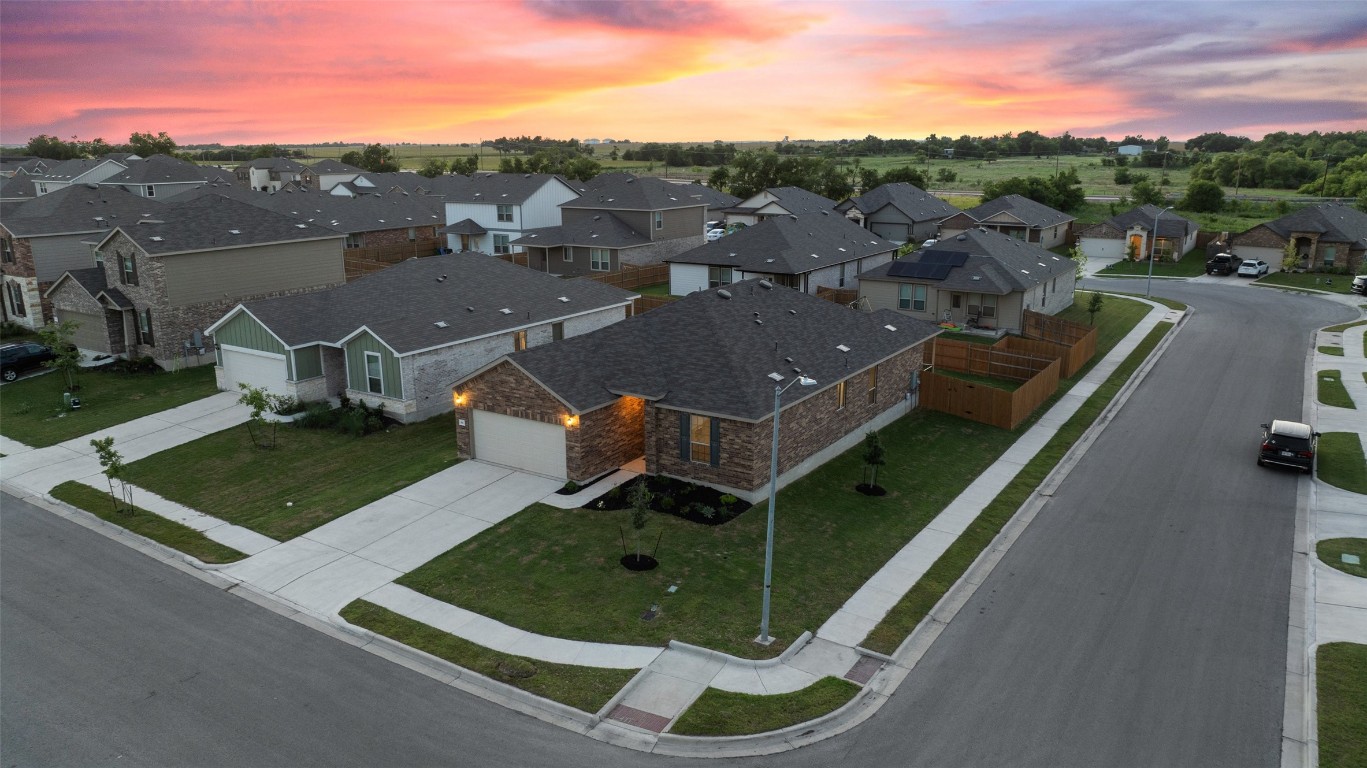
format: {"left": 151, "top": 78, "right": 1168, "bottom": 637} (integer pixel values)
{"left": 1257, "top": 420, "right": 1319, "bottom": 474}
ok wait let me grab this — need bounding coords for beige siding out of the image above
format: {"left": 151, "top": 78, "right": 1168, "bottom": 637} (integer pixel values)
{"left": 162, "top": 238, "right": 344, "bottom": 306}
{"left": 858, "top": 280, "right": 902, "bottom": 312}
{"left": 31, "top": 234, "right": 100, "bottom": 282}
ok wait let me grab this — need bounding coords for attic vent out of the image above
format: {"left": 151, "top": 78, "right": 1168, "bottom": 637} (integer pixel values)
{"left": 557, "top": 296, "right": 570, "bottom": 302}
{"left": 466, "top": 306, "right": 475, "bottom": 312}
{"left": 434, "top": 321, "right": 449, "bottom": 328}
{"left": 755, "top": 319, "right": 763, "bottom": 325}
{"left": 717, "top": 289, "right": 732, "bottom": 300}
{"left": 1037, "top": 262, "right": 1047, "bottom": 267}
{"left": 499, "top": 308, "right": 513, "bottom": 314}
{"left": 788, "top": 309, "right": 797, "bottom": 315}
{"left": 979, "top": 226, "right": 988, "bottom": 233}
{"left": 957, "top": 234, "right": 966, "bottom": 241}
{"left": 758, "top": 279, "right": 773, "bottom": 289}
{"left": 149, "top": 236, "right": 163, "bottom": 242}
{"left": 972, "top": 275, "right": 982, "bottom": 280}
{"left": 784, "top": 357, "right": 793, "bottom": 363}
{"left": 789, "top": 215, "right": 798, "bottom": 221}
{"left": 768, "top": 372, "right": 784, "bottom": 382}
{"left": 884, "top": 324, "right": 897, "bottom": 332}
{"left": 837, "top": 344, "right": 851, "bottom": 352}
{"left": 765, "top": 258, "right": 775, "bottom": 263}
{"left": 838, "top": 247, "right": 847, "bottom": 252}
{"left": 295, "top": 224, "right": 307, "bottom": 228}
{"left": 812, "top": 253, "right": 819, "bottom": 259}
{"left": 228, "top": 229, "right": 241, "bottom": 235}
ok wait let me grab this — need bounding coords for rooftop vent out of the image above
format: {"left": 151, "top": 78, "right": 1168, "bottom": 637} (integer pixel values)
{"left": 717, "top": 289, "right": 732, "bottom": 300}
{"left": 884, "top": 324, "right": 897, "bottom": 332}
{"left": 499, "top": 308, "right": 512, "bottom": 314}
{"left": 784, "top": 357, "right": 793, "bottom": 363}
{"left": 557, "top": 296, "right": 570, "bottom": 302}
{"left": 755, "top": 318, "right": 763, "bottom": 325}
{"left": 295, "top": 223, "right": 307, "bottom": 228}
{"left": 837, "top": 344, "right": 851, "bottom": 352}
{"left": 149, "top": 236, "right": 163, "bottom": 242}
{"left": 434, "top": 321, "right": 448, "bottom": 328}
{"left": 466, "top": 306, "right": 475, "bottom": 312}
{"left": 436, "top": 275, "right": 447, "bottom": 282}
{"left": 228, "top": 229, "right": 241, "bottom": 235}
{"left": 768, "top": 372, "right": 784, "bottom": 382}
{"left": 957, "top": 234, "right": 966, "bottom": 241}
{"left": 758, "top": 279, "right": 773, "bottom": 289}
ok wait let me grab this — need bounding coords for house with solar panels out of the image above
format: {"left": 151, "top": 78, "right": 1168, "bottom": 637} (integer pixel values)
{"left": 856, "top": 227, "right": 1076, "bottom": 333}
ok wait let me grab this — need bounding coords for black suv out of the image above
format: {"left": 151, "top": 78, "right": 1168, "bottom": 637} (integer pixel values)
{"left": 0, "top": 341, "right": 57, "bottom": 382}
{"left": 1257, "top": 420, "right": 1320, "bottom": 474}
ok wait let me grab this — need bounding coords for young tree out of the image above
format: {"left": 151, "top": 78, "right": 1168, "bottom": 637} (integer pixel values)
{"left": 90, "top": 436, "right": 132, "bottom": 512}
{"left": 37, "top": 319, "right": 82, "bottom": 392}
{"left": 1087, "top": 291, "right": 1105, "bottom": 325}
{"left": 237, "top": 383, "right": 285, "bottom": 449}
{"left": 861, "top": 430, "right": 886, "bottom": 490}
{"left": 1068, "top": 244, "right": 1088, "bottom": 280}
{"left": 628, "top": 480, "right": 652, "bottom": 564}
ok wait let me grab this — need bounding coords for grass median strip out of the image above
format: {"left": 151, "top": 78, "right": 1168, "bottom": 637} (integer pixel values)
{"left": 0, "top": 366, "right": 218, "bottom": 448}
{"left": 339, "top": 600, "right": 636, "bottom": 714}
{"left": 1318, "top": 371, "right": 1356, "bottom": 409}
{"left": 1317, "top": 643, "right": 1367, "bottom": 768}
{"left": 1317, "top": 539, "right": 1367, "bottom": 579}
{"left": 1319, "top": 345, "right": 1345, "bottom": 357}
{"left": 50, "top": 480, "right": 247, "bottom": 564}
{"left": 122, "top": 415, "right": 459, "bottom": 541}
{"left": 670, "top": 677, "right": 860, "bottom": 737}
{"left": 1318, "top": 433, "right": 1367, "bottom": 494}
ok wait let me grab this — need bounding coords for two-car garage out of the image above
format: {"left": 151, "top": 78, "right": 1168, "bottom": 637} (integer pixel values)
{"left": 470, "top": 409, "right": 567, "bottom": 479}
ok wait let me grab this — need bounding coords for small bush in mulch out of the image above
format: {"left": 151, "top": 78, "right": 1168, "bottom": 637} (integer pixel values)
{"left": 586, "top": 475, "right": 752, "bottom": 526}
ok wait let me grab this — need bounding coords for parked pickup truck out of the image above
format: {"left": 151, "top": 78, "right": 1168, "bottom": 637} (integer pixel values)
{"left": 1206, "top": 253, "right": 1239, "bottom": 275}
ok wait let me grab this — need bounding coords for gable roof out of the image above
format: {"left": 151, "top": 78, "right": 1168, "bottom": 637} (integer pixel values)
{"left": 35, "top": 157, "right": 129, "bottom": 183}
{"left": 666, "top": 209, "right": 895, "bottom": 273}
{"left": 858, "top": 226, "right": 1075, "bottom": 294}
{"left": 97, "top": 194, "right": 341, "bottom": 256}
{"left": 214, "top": 251, "right": 636, "bottom": 355}
{"left": 232, "top": 187, "right": 444, "bottom": 234}
{"left": 730, "top": 186, "right": 838, "bottom": 216}
{"left": 309, "top": 159, "right": 365, "bottom": 175}
{"left": 514, "top": 213, "right": 651, "bottom": 249}
{"left": 0, "top": 184, "right": 164, "bottom": 237}
{"left": 100, "top": 154, "right": 234, "bottom": 186}
{"left": 1252, "top": 203, "right": 1367, "bottom": 245}
{"left": 43, "top": 266, "right": 133, "bottom": 308}
{"left": 1093, "top": 204, "right": 1197, "bottom": 240}
{"left": 561, "top": 175, "right": 708, "bottom": 212}
{"left": 485, "top": 278, "right": 940, "bottom": 420}
{"left": 836, "top": 182, "right": 958, "bottom": 223}
{"left": 952, "top": 194, "right": 1074, "bottom": 229}
{"left": 234, "top": 157, "right": 311, "bottom": 173}
{"left": 440, "top": 172, "right": 578, "bottom": 205}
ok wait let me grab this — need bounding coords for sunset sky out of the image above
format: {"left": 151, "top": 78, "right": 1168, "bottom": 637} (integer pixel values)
{"left": 2, "top": 0, "right": 1365, "bottom": 147}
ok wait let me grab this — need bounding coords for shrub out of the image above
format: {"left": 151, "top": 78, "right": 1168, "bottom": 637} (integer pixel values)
{"left": 293, "top": 401, "right": 340, "bottom": 430}
{"left": 659, "top": 496, "right": 676, "bottom": 511}
{"left": 561, "top": 480, "right": 580, "bottom": 494}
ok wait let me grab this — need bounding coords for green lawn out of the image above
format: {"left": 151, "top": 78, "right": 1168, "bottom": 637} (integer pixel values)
{"left": 395, "top": 292, "right": 1156, "bottom": 660}
{"left": 671, "top": 677, "right": 860, "bottom": 736}
{"left": 1097, "top": 251, "right": 1208, "bottom": 278}
{"left": 1318, "top": 433, "right": 1367, "bottom": 494}
{"left": 1319, "top": 346, "right": 1345, "bottom": 357}
{"left": 937, "top": 369, "right": 1024, "bottom": 391}
{"left": 1317, "top": 539, "right": 1367, "bottom": 580}
{"left": 122, "top": 416, "right": 460, "bottom": 541}
{"left": 1318, "top": 643, "right": 1367, "bottom": 768}
{"left": 340, "top": 600, "right": 635, "bottom": 713}
{"left": 49, "top": 480, "right": 247, "bottom": 564}
{"left": 1260, "top": 272, "right": 1356, "bottom": 295}
{"left": 635, "top": 282, "right": 672, "bottom": 297}
{"left": 1318, "top": 371, "right": 1357, "bottom": 409}
{"left": 1, "top": 366, "right": 218, "bottom": 448}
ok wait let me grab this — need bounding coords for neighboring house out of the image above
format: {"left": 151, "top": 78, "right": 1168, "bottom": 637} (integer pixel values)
{"left": 666, "top": 209, "right": 897, "bottom": 295}
{"left": 1230, "top": 203, "right": 1367, "bottom": 274}
{"left": 0, "top": 158, "right": 50, "bottom": 178}
{"left": 29, "top": 156, "right": 134, "bottom": 196}
{"left": 722, "top": 186, "right": 837, "bottom": 228}
{"left": 0, "top": 174, "right": 39, "bottom": 204}
{"left": 449, "top": 278, "right": 941, "bottom": 497}
{"left": 206, "top": 251, "right": 636, "bottom": 423}
{"left": 938, "top": 194, "right": 1075, "bottom": 250}
{"left": 1, "top": 185, "right": 166, "bottom": 328}
{"left": 98, "top": 154, "right": 237, "bottom": 201}
{"left": 835, "top": 182, "right": 959, "bottom": 244}
{"left": 856, "top": 227, "right": 1077, "bottom": 332}
{"left": 1076, "top": 204, "right": 1199, "bottom": 262}
{"left": 514, "top": 175, "right": 711, "bottom": 275}
{"left": 310, "top": 159, "right": 366, "bottom": 191}
{"left": 1116, "top": 145, "right": 1145, "bottom": 156}
{"left": 439, "top": 172, "right": 580, "bottom": 255}
{"left": 44, "top": 194, "right": 345, "bottom": 366}
{"left": 234, "top": 187, "right": 445, "bottom": 258}
{"left": 234, "top": 157, "right": 316, "bottom": 192}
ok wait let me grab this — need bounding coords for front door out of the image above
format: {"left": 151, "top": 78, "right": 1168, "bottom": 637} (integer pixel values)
{"left": 1128, "top": 234, "right": 1144, "bottom": 260}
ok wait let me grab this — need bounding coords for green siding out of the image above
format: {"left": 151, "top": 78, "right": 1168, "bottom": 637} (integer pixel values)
{"left": 345, "top": 332, "right": 402, "bottom": 399}
{"left": 214, "top": 312, "right": 285, "bottom": 355}
{"left": 292, "top": 345, "right": 323, "bottom": 380}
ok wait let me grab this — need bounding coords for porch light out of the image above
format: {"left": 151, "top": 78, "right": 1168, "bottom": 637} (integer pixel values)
{"left": 453, "top": 391, "right": 467, "bottom": 406}
{"left": 564, "top": 414, "right": 579, "bottom": 428}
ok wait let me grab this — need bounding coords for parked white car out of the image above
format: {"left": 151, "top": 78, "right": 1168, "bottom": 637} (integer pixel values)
{"left": 1237, "top": 259, "right": 1269, "bottom": 277}
{"left": 706, "top": 228, "right": 726, "bottom": 242}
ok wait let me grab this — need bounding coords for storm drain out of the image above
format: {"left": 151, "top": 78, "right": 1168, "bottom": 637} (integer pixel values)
{"left": 844, "top": 655, "right": 882, "bottom": 685}
{"left": 608, "top": 703, "right": 671, "bottom": 733}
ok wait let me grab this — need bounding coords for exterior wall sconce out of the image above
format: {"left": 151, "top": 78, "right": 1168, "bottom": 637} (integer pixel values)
{"left": 453, "top": 391, "right": 467, "bottom": 406}
{"left": 564, "top": 414, "right": 579, "bottom": 428}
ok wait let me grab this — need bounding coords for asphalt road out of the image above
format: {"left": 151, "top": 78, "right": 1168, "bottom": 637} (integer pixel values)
{"left": 2, "top": 281, "right": 1356, "bottom": 767}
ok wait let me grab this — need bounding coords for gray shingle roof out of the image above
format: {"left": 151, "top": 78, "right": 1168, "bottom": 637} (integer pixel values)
{"left": 836, "top": 182, "right": 958, "bottom": 223}
{"left": 1256, "top": 203, "right": 1367, "bottom": 244}
{"left": 234, "top": 188, "right": 444, "bottom": 234}
{"left": 37, "top": 157, "right": 128, "bottom": 183}
{"left": 858, "top": 227, "right": 1075, "bottom": 294}
{"left": 514, "top": 213, "right": 651, "bottom": 249}
{"left": 438, "top": 172, "right": 577, "bottom": 205}
{"left": 561, "top": 175, "right": 708, "bottom": 212}
{"left": 102, "top": 155, "right": 236, "bottom": 186}
{"left": 230, "top": 251, "right": 636, "bottom": 355}
{"left": 499, "top": 278, "right": 940, "bottom": 420}
{"left": 1, "top": 185, "right": 164, "bottom": 237}
{"left": 1093, "top": 204, "right": 1196, "bottom": 240}
{"left": 954, "top": 194, "right": 1074, "bottom": 228}
{"left": 105, "top": 194, "right": 341, "bottom": 255}
{"left": 234, "top": 157, "right": 310, "bottom": 173}
{"left": 309, "top": 159, "right": 365, "bottom": 175}
{"left": 666, "top": 209, "right": 895, "bottom": 274}
{"left": 440, "top": 218, "right": 488, "bottom": 236}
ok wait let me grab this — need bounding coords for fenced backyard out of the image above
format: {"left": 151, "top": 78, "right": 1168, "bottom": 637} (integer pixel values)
{"left": 345, "top": 238, "right": 445, "bottom": 280}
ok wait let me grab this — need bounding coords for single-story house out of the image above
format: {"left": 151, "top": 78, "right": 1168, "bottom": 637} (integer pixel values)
{"left": 856, "top": 227, "right": 1077, "bottom": 332}
{"left": 938, "top": 194, "right": 1075, "bottom": 250}
{"left": 450, "top": 277, "right": 942, "bottom": 498}
{"left": 835, "top": 182, "right": 959, "bottom": 244}
{"left": 1230, "top": 203, "right": 1367, "bottom": 274}
{"left": 666, "top": 209, "right": 897, "bottom": 295}
{"left": 206, "top": 251, "right": 637, "bottom": 424}
{"left": 1076, "top": 204, "right": 1199, "bottom": 262}
{"left": 721, "top": 186, "right": 837, "bottom": 228}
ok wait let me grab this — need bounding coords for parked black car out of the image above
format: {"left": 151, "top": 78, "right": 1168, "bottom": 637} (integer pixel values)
{"left": 1205, "top": 253, "right": 1239, "bottom": 275}
{"left": 0, "top": 341, "right": 57, "bottom": 382}
{"left": 1257, "top": 420, "right": 1320, "bottom": 474}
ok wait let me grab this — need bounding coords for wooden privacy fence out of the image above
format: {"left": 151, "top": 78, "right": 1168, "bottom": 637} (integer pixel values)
{"left": 344, "top": 238, "right": 445, "bottom": 280}
{"left": 1021, "top": 309, "right": 1096, "bottom": 377}
{"left": 815, "top": 286, "right": 859, "bottom": 306}
{"left": 578, "top": 263, "right": 670, "bottom": 291}
{"left": 631, "top": 295, "right": 680, "bottom": 314}
{"left": 495, "top": 252, "right": 531, "bottom": 267}
{"left": 920, "top": 358, "right": 1060, "bottom": 430}
{"left": 932, "top": 338, "right": 1057, "bottom": 381}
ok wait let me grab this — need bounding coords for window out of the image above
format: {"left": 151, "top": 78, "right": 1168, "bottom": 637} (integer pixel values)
{"left": 951, "top": 294, "right": 962, "bottom": 309}
{"left": 708, "top": 266, "right": 733, "bottom": 288}
{"left": 867, "top": 366, "right": 878, "bottom": 404}
{"left": 552, "top": 322, "right": 564, "bottom": 342}
{"left": 563, "top": 247, "right": 573, "bottom": 263}
{"left": 93, "top": 247, "right": 104, "bottom": 267}
{"left": 364, "top": 351, "right": 383, "bottom": 394}
{"left": 1052, "top": 277, "right": 1058, "bottom": 292}
{"left": 981, "top": 294, "right": 997, "bottom": 318}
{"left": 1, "top": 236, "right": 12, "bottom": 263}
{"left": 839, "top": 262, "right": 847, "bottom": 287}
{"left": 898, "top": 284, "right": 911, "bottom": 310}
{"left": 689, "top": 414, "right": 712, "bottom": 464}
{"left": 120, "top": 253, "right": 138, "bottom": 285}
{"left": 902, "top": 284, "right": 927, "bottom": 311}
{"left": 407, "top": 227, "right": 417, "bottom": 242}
{"left": 654, "top": 211, "right": 663, "bottom": 230}
{"left": 138, "top": 308, "right": 154, "bottom": 345}
{"left": 497, "top": 205, "right": 513, "bottom": 223}
{"left": 1323, "top": 246, "right": 1337, "bottom": 267}
{"left": 345, "top": 233, "right": 362, "bottom": 249}
{"left": 1042, "top": 281, "right": 1047, "bottom": 299}
{"left": 6, "top": 282, "right": 26, "bottom": 317}
{"left": 513, "top": 330, "right": 527, "bottom": 351}
{"left": 145, "top": 185, "right": 156, "bottom": 198}
{"left": 836, "top": 379, "right": 846, "bottom": 410}
{"left": 493, "top": 234, "right": 511, "bottom": 255}
{"left": 590, "top": 248, "right": 610, "bottom": 271}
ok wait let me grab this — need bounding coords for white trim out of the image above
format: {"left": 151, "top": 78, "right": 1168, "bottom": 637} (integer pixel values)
{"left": 364, "top": 350, "right": 384, "bottom": 394}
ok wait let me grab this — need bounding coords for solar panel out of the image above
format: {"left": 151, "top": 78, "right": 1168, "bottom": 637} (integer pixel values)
{"left": 919, "top": 250, "right": 968, "bottom": 266}
{"left": 887, "top": 261, "right": 953, "bottom": 280}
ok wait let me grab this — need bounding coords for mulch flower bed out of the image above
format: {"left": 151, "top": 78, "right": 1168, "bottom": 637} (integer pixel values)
{"left": 586, "top": 475, "right": 753, "bottom": 526}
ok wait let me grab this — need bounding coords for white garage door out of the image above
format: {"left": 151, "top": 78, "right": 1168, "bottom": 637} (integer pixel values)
{"left": 472, "top": 409, "right": 567, "bottom": 479}
{"left": 220, "top": 346, "right": 288, "bottom": 396}
{"left": 58, "top": 310, "right": 110, "bottom": 354}
{"left": 1234, "top": 246, "right": 1283, "bottom": 270}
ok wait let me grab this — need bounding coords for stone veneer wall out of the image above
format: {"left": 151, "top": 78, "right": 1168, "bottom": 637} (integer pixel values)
{"left": 453, "top": 360, "right": 569, "bottom": 459}
{"left": 1, "top": 234, "right": 41, "bottom": 327}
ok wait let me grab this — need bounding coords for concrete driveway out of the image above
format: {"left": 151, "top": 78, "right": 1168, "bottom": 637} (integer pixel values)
{"left": 220, "top": 461, "right": 564, "bottom": 616}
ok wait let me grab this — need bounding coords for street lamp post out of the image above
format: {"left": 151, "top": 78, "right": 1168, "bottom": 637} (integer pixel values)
{"left": 1145, "top": 206, "right": 1174, "bottom": 299}
{"left": 757, "top": 373, "right": 817, "bottom": 645}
